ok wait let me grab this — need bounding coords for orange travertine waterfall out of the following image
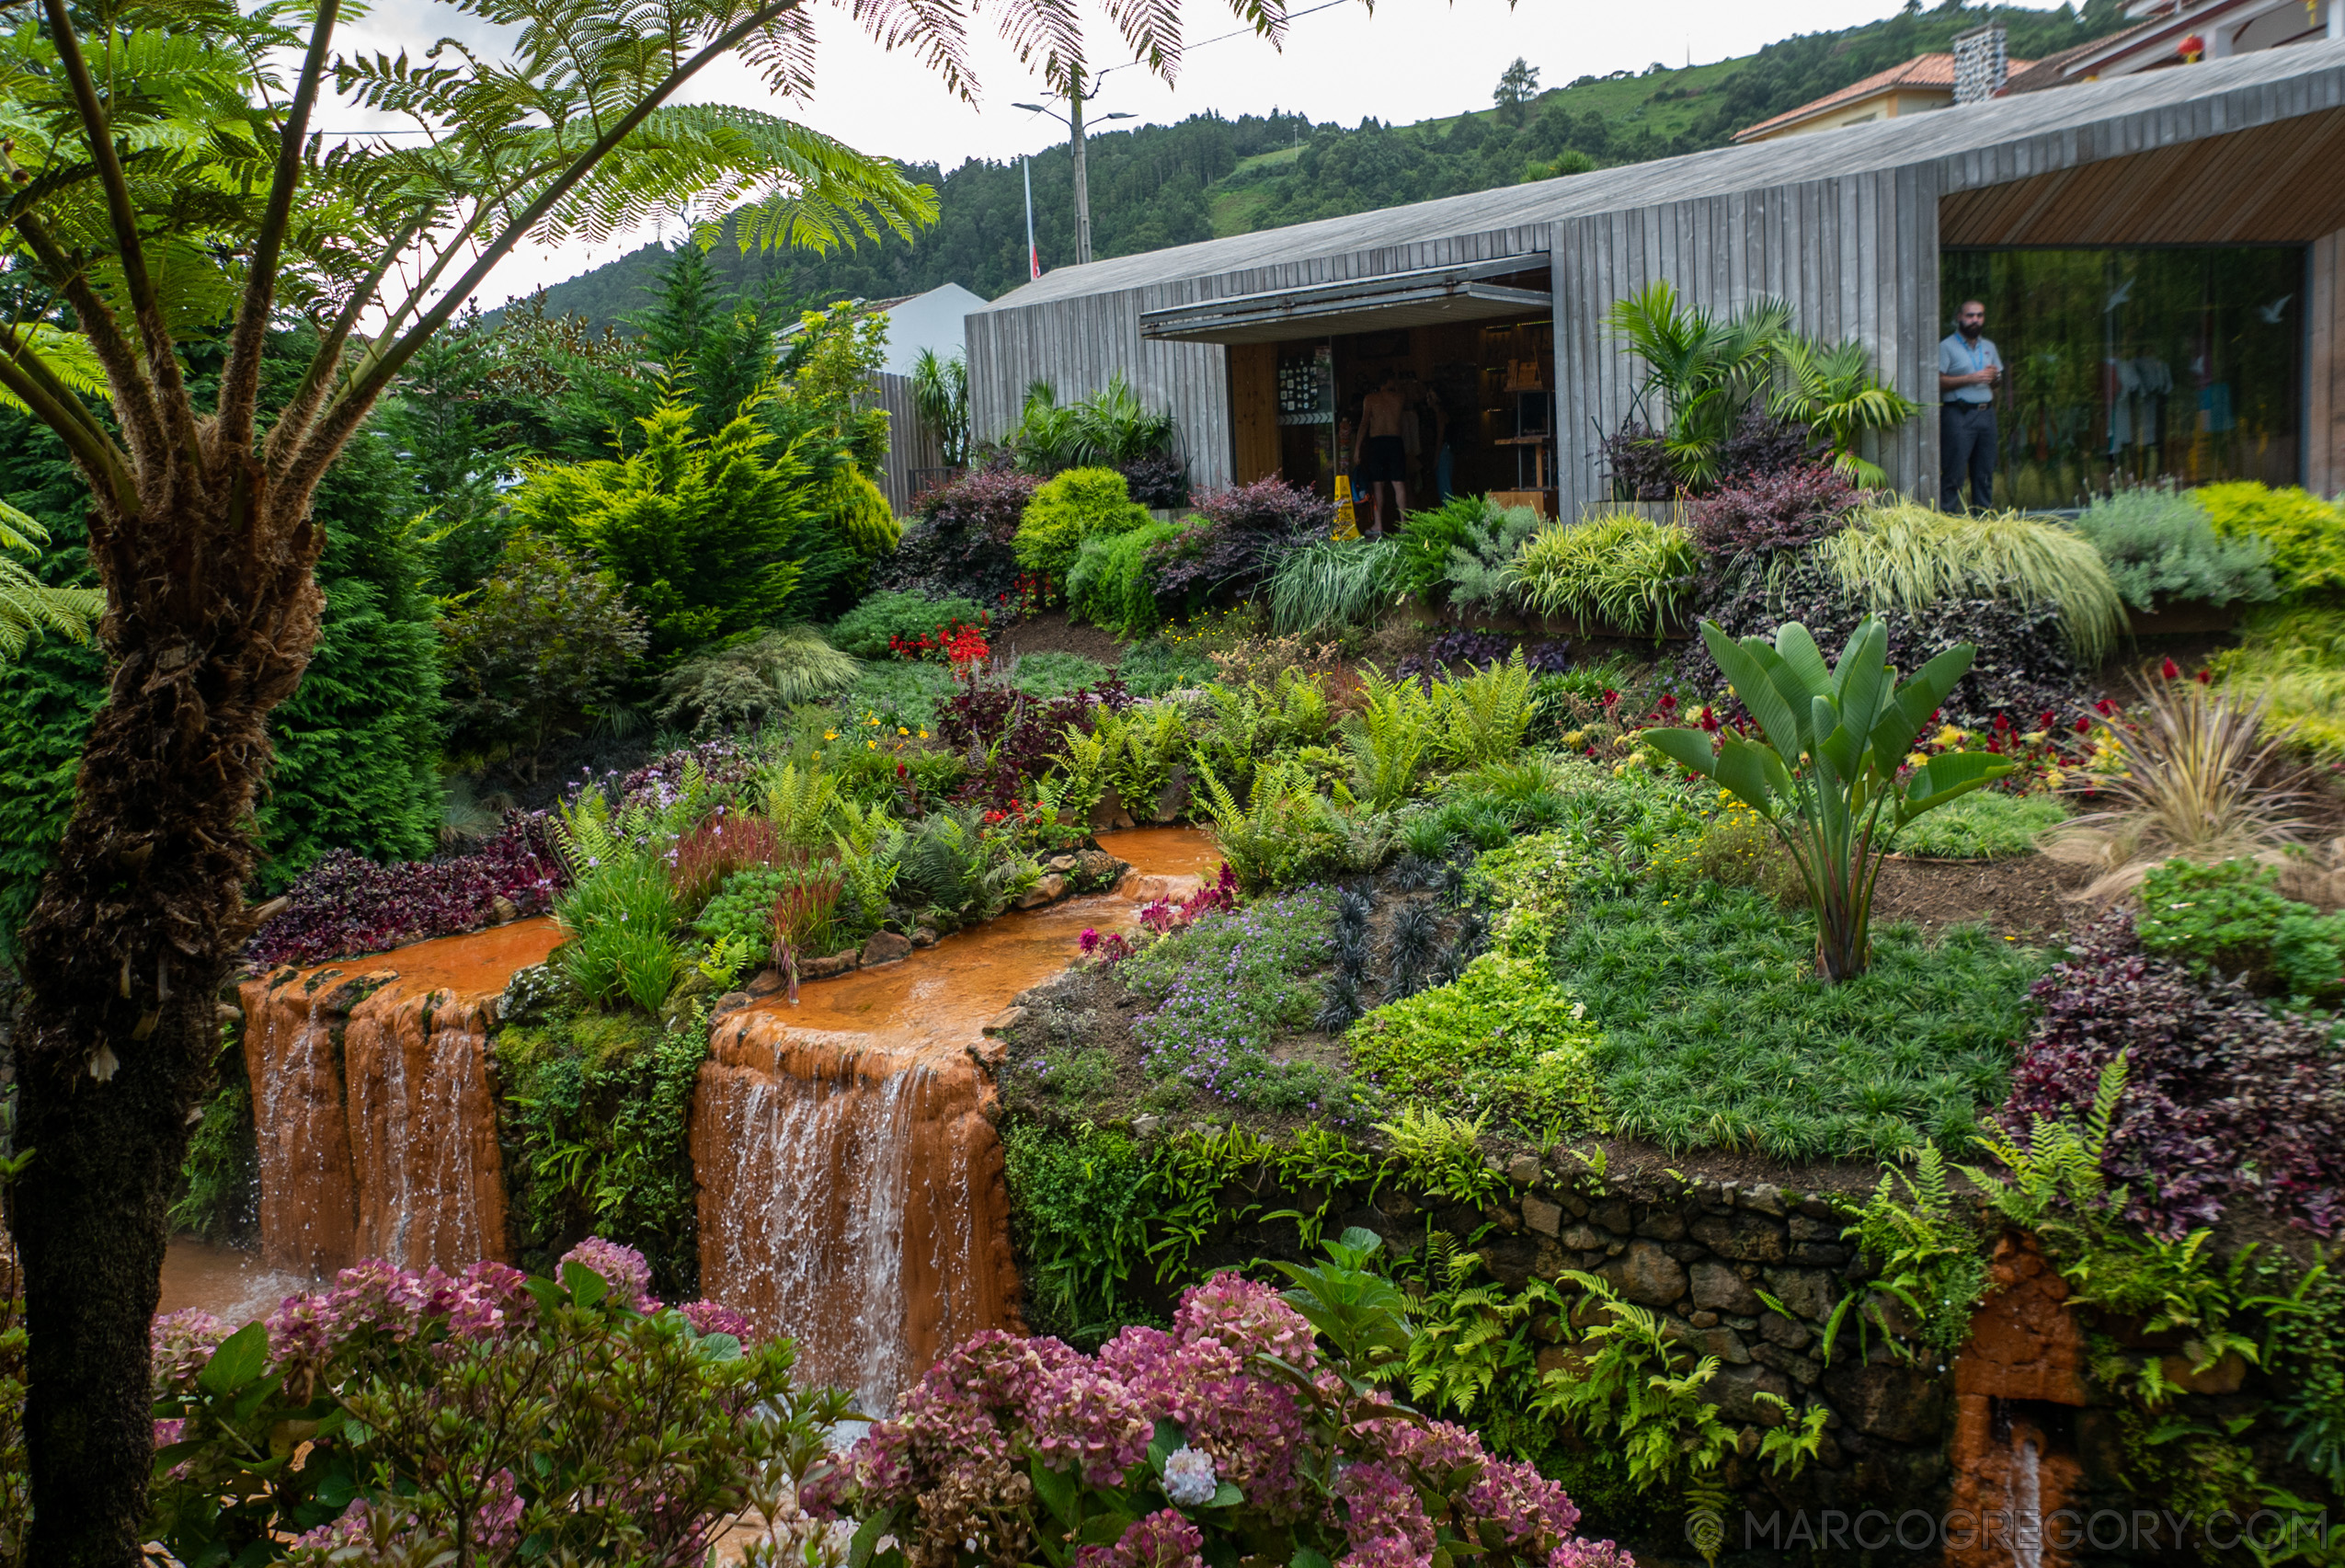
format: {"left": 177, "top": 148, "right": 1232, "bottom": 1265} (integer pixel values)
{"left": 692, "top": 826, "right": 1220, "bottom": 1413}
{"left": 1947, "top": 1231, "right": 2089, "bottom": 1568}
{"left": 238, "top": 919, "right": 566, "bottom": 1276}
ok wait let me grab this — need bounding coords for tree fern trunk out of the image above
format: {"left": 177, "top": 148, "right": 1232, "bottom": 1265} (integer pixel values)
{"left": 6, "top": 474, "right": 325, "bottom": 1563}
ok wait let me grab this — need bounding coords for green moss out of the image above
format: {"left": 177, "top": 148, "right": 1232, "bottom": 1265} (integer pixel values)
{"left": 1346, "top": 953, "right": 1604, "bottom": 1139}
{"left": 494, "top": 1008, "right": 709, "bottom": 1296}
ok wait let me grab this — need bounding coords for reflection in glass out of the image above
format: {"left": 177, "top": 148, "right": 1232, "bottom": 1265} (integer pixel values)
{"left": 1940, "top": 247, "right": 2304, "bottom": 509}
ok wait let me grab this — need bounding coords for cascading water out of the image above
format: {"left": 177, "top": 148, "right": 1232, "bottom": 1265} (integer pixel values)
{"left": 204, "top": 830, "right": 1219, "bottom": 1408}
{"left": 235, "top": 920, "right": 563, "bottom": 1275}
{"left": 692, "top": 826, "right": 1220, "bottom": 1413}
{"left": 2009, "top": 1436, "right": 2043, "bottom": 1568}
{"left": 239, "top": 990, "right": 360, "bottom": 1276}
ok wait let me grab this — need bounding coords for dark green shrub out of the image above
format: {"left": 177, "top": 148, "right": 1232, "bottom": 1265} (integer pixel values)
{"left": 2135, "top": 858, "right": 2345, "bottom": 1000}
{"left": 1000, "top": 1122, "right": 1161, "bottom": 1346}
{"left": 829, "top": 589, "right": 989, "bottom": 659}
{"left": 168, "top": 1036, "right": 258, "bottom": 1243}
{"left": 1068, "top": 520, "right": 1180, "bottom": 636}
{"left": 493, "top": 1008, "right": 710, "bottom": 1295}
{"left": 441, "top": 532, "right": 648, "bottom": 776}
{"left": 0, "top": 414, "right": 443, "bottom": 944}
{"left": 1392, "top": 496, "right": 1492, "bottom": 601}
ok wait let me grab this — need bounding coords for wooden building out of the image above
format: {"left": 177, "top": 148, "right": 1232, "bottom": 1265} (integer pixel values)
{"left": 963, "top": 40, "right": 2345, "bottom": 514}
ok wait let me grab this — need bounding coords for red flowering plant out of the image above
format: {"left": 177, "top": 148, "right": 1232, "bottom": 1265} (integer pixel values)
{"left": 1002, "top": 570, "right": 1058, "bottom": 623}
{"left": 982, "top": 795, "right": 1089, "bottom": 857}
{"left": 146, "top": 1241, "right": 845, "bottom": 1568}
{"left": 888, "top": 613, "right": 994, "bottom": 667}
{"left": 800, "top": 1242, "right": 1631, "bottom": 1568}
{"left": 1077, "top": 864, "right": 1238, "bottom": 968}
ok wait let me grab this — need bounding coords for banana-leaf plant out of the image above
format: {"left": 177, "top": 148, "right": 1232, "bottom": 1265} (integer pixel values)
{"left": 1645, "top": 617, "right": 2014, "bottom": 981}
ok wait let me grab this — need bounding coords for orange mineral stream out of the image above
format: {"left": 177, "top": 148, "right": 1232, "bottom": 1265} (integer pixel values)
{"left": 178, "top": 827, "right": 1221, "bottom": 1410}
{"left": 692, "top": 826, "right": 1219, "bottom": 1411}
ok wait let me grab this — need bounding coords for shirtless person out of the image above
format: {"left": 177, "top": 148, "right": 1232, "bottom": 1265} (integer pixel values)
{"left": 1351, "top": 374, "right": 1408, "bottom": 535}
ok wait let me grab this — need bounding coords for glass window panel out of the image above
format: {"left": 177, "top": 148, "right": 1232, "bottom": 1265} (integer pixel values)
{"left": 1940, "top": 246, "right": 2305, "bottom": 509}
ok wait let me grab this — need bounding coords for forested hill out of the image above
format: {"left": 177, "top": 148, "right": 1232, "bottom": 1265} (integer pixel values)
{"left": 528, "top": 0, "right": 2133, "bottom": 326}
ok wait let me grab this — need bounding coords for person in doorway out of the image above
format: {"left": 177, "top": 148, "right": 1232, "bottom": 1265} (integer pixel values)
{"left": 1352, "top": 373, "right": 1409, "bottom": 534}
{"left": 1939, "top": 299, "right": 2002, "bottom": 511}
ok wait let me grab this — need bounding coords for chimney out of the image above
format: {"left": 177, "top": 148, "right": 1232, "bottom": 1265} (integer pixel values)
{"left": 1952, "top": 23, "right": 2010, "bottom": 103}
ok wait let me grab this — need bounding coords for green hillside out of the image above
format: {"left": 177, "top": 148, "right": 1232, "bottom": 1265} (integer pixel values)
{"left": 526, "top": 0, "right": 2133, "bottom": 326}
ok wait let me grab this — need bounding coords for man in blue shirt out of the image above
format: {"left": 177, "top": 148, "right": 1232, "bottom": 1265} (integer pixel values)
{"left": 1938, "top": 299, "right": 2002, "bottom": 511}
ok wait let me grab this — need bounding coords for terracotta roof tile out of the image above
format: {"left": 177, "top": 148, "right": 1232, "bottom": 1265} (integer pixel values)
{"left": 1733, "top": 52, "right": 2037, "bottom": 142}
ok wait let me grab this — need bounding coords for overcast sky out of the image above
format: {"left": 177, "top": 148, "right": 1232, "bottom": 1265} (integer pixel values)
{"left": 351, "top": 0, "right": 2009, "bottom": 306}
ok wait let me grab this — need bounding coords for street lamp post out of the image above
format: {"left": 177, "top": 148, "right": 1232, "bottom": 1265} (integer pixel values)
{"left": 1013, "top": 75, "right": 1134, "bottom": 268}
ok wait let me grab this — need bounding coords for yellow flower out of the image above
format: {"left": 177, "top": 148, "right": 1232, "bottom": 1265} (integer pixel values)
{"left": 2044, "top": 769, "right": 2066, "bottom": 789}
{"left": 918, "top": 727, "right": 930, "bottom": 738}
{"left": 2020, "top": 730, "right": 2046, "bottom": 745}
{"left": 1905, "top": 751, "right": 1928, "bottom": 769}
{"left": 867, "top": 738, "right": 877, "bottom": 750}
{"left": 1933, "top": 724, "right": 1965, "bottom": 749}
{"left": 898, "top": 727, "right": 909, "bottom": 735}
{"left": 824, "top": 729, "right": 840, "bottom": 740}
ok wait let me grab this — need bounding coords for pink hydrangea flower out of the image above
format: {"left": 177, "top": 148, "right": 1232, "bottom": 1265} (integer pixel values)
{"left": 560, "top": 1237, "right": 658, "bottom": 1312}
{"left": 1077, "top": 1508, "right": 1205, "bottom": 1568}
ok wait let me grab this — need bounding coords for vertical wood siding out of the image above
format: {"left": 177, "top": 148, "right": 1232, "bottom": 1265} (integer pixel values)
{"left": 1552, "top": 167, "right": 1943, "bottom": 514}
{"left": 2314, "top": 229, "right": 2345, "bottom": 497}
{"left": 964, "top": 226, "right": 1555, "bottom": 494}
{"left": 867, "top": 372, "right": 946, "bottom": 513}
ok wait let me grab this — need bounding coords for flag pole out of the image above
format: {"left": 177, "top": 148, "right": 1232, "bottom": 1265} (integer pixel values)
{"left": 1024, "top": 156, "right": 1042, "bottom": 280}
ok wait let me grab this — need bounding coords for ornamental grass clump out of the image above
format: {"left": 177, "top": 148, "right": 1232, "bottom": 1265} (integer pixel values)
{"left": 1819, "top": 502, "right": 2126, "bottom": 665}
{"left": 1507, "top": 510, "right": 1698, "bottom": 636}
{"left": 2042, "top": 669, "right": 2311, "bottom": 902}
{"left": 801, "top": 1266, "right": 1630, "bottom": 1568}
{"left": 1645, "top": 616, "right": 2011, "bottom": 982}
{"left": 147, "top": 1241, "right": 844, "bottom": 1567}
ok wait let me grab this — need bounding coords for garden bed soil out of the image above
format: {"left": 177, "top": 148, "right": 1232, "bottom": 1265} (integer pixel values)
{"left": 1870, "top": 852, "right": 2083, "bottom": 944}
{"left": 992, "top": 612, "right": 1129, "bottom": 667}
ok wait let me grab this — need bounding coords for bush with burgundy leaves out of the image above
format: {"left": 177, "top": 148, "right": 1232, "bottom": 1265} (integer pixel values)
{"left": 1400, "top": 631, "right": 1575, "bottom": 681}
{"left": 938, "top": 667, "right": 1132, "bottom": 812}
{"left": 878, "top": 469, "right": 1039, "bottom": 609}
{"left": 1116, "top": 452, "right": 1192, "bottom": 511}
{"left": 801, "top": 1263, "right": 1630, "bottom": 1568}
{"left": 1998, "top": 910, "right": 2345, "bottom": 1237}
{"left": 1144, "top": 479, "right": 1337, "bottom": 605}
{"left": 1685, "top": 463, "right": 1860, "bottom": 559}
{"left": 246, "top": 815, "right": 565, "bottom": 969}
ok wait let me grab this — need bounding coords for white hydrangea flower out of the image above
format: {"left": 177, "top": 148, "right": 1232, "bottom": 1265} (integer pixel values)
{"left": 1161, "top": 1444, "right": 1218, "bottom": 1507}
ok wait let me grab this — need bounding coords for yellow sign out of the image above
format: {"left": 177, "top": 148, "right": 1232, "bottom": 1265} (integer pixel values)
{"left": 1332, "top": 475, "right": 1360, "bottom": 541}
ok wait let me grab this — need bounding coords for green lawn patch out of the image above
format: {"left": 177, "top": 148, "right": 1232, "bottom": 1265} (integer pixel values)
{"left": 1558, "top": 879, "right": 2047, "bottom": 1161}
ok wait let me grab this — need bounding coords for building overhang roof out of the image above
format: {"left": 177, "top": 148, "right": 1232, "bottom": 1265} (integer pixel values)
{"left": 1138, "top": 257, "right": 1550, "bottom": 344}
